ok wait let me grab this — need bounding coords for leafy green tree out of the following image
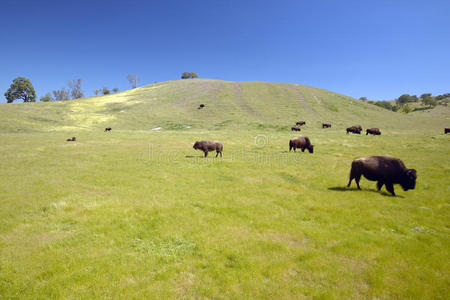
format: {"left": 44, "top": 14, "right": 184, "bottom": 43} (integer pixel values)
{"left": 402, "top": 104, "right": 412, "bottom": 113}
{"left": 112, "top": 88, "right": 119, "bottom": 93}
{"left": 397, "top": 94, "right": 414, "bottom": 106}
{"left": 190, "top": 72, "right": 199, "bottom": 78}
{"left": 4, "top": 77, "right": 37, "bottom": 103}
{"left": 40, "top": 93, "right": 53, "bottom": 102}
{"left": 422, "top": 96, "right": 437, "bottom": 108}
{"left": 181, "top": 72, "right": 191, "bottom": 79}
{"left": 102, "top": 87, "right": 110, "bottom": 95}
{"left": 359, "top": 97, "right": 368, "bottom": 101}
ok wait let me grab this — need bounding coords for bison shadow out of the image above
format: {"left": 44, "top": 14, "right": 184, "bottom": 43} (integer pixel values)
{"left": 327, "top": 186, "right": 403, "bottom": 198}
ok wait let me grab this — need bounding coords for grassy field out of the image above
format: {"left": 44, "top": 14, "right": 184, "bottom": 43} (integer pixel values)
{"left": 0, "top": 80, "right": 449, "bottom": 298}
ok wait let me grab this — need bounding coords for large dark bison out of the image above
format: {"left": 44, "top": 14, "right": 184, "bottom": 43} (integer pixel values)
{"left": 366, "top": 128, "right": 381, "bottom": 135}
{"left": 66, "top": 137, "right": 76, "bottom": 142}
{"left": 296, "top": 121, "right": 306, "bottom": 126}
{"left": 289, "top": 136, "right": 314, "bottom": 153}
{"left": 193, "top": 140, "right": 223, "bottom": 157}
{"left": 322, "top": 123, "right": 331, "bottom": 128}
{"left": 291, "top": 126, "right": 301, "bottom": 132}
{"left": 353, "top": 125, "right": 362, "bottom": 131}
{"left": 445, "top": 128, "right": 450, "bottom": 134}
{"left": 346, "top": 126, "right": 361, "bottom": 134}
{"left": 347, "top": 156, "right": 417, "bottom": 196}
{"left": 104, "top": 127, "right": 112, "bottom": 132}
{"left": 198, "top": 104, "right": 205, "bottom": 109}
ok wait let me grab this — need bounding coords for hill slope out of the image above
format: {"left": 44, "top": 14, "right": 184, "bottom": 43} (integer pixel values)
{"left": 0, "top": 79, "right": 448, "bottom": 132}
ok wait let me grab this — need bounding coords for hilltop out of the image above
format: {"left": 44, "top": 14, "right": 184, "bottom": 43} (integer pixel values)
{"left": 1, "top": 79, "right": 448, "bottom": 133}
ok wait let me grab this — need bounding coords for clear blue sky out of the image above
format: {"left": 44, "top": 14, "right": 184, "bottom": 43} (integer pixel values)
{"left": 1, "top": 0, "right": 449, "bottom": 101}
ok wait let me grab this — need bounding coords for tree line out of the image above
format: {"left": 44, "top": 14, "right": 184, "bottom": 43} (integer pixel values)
{"left": 359, "top": 92, "right": 449, "bottom": 113}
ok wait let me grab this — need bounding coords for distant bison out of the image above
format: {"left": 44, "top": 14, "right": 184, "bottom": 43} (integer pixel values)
{"left": 193, "top": 140, "right": 223, "bottom": 157}
{"left": 291, "top": 126, "right": 301, "bottom": 132}
{"left": 198, "top": 104, "right": 205, "bottom": 109}
{"left": 66, "top": 137, "right": 76, "bottom": 142}
{"left": 353, "top": 125, "right": 362, "bottom": 131}
{"left": 322, "top": 123, "right": 331, "bottom": 128}
{"left": 346, "top": 126, "right": 361, "bottom": 134}
{"left": 445, "top": 128, "right": 450, "bottom": 134}
{"left": 104, "top": 127, "right": 112, "bottom": 132}
{"left": 366, "top": 128, "right": 381, "bottom": 135}
{"left": 296, "top": 121, "right": 306, "bottom": 126}
{"left": 347, "top": 156, "right": 417, "bottom": 196}
{"left": 289, "top": 136, "right": 314, "bottom": 153}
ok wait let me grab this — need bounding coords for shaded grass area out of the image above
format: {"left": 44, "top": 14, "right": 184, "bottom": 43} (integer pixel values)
{"left": 0, "top": 129, "right": 449, "bottom": 298}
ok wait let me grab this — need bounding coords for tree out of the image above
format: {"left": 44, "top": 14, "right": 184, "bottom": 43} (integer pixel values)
{"left": 94, "top": 89, "right": 100, "bottom": 96}
{"left": 4, "top": 77, "right": 37, "bottom": 103}
{"left": 102, "top": 87, "right": 110, "bottom": 95}
{"left": 397, "top": 94, "right": 414, "bottom": 106}
{"left": 53, "top": 88, "right": 70, "bottom": 101}
{"left": 181, "top": 72, "right": 191, "bottom": 79}
{"left": 422, "top": 96, "right": 437, "bottom": 108}
{"left": 359, "top": 97, "right": 368, "bottom": 101}
{"left": 402, "top": 104, "right": 412, "bottom": 113}
{"left": 40, "top": 93, "right": 53, "bottom": 102}
{"left": 112, "top": 88, "right": 119, "bottom": 93}
{"left": 68, "top": 78, "right": 84, "bottom": 99}
{"left": 127, "top": 74, "right": 140, "bottom": 88}
{"left": 190, "top": 72, "right": 199, "bottom": 78}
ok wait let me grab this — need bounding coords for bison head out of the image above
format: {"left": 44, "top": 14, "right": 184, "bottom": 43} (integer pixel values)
{"left": 193, "top": 141, "right": 199, "bottom": 149}
{"left": 401, "top": 169, "right": 417, "bottom": 191}
{"left": 307, "top": 145, "right": 314, "bottom": 153}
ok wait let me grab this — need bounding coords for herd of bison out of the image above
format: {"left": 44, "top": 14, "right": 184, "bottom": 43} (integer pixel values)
{"left": 64, "top": 123, "right": 450, "bottom": 196}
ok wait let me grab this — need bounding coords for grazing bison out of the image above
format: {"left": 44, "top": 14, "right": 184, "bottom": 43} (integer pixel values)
{"left": 445, "top": 128, "right": 450, "bottom": 134}
{"left": 322, "top": 123, "right": 331, "bottom": 128}
{"left": 291, "top": 126, "right": 301, "bottom": 132}
{"left": 67, "top": 137, "right": 76, "bottom": 142}
{"left": 296, "top": 121, "right": 306, "bottom": 126}
{"left": 366, "top": 128, "right": 381, "bottom": 135}
{"left": 198, "top": 104, "right": 205, "bottom": 109}
{"left": 289, "top": 136, "right": 314, "bottom": 153}
{"left": 353, "top": 125, "right": 362, "bottom": 131}
{"left": 193, "top": 140, "right": 223, "bottom": 157}
{"left": 347, "top": 156, "right": 417, "bottom": 196}
{"left": 104, "top": 127, "right": 112, "bottom": 132}
{"left": 346, "top": 126, "right": 361, "bottom": 134}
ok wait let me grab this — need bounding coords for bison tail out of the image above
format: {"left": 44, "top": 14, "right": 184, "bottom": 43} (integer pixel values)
{"left": 289, "top": 140, "right": 293, "bottom": 152}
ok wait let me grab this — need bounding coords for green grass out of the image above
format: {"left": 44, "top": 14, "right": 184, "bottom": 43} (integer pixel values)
{"left": 0, "top": 80, "right": 449, "bottom": 298}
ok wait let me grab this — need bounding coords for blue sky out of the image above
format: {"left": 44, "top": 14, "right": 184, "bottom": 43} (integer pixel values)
{"left": 0, "top": 0, "right": 449, "bottom": 101}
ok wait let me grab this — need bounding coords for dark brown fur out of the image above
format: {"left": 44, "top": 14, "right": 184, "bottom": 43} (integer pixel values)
{"left": 353, "top": 125, "right": 362, "bottom": 131}
{"left": 366, "top": 128, "right": 381, "bottom": 135}
{"left": 346, "top": 126, "right": 361, "bottom": 134}
{"left": 322, "top": 123, "right": 331, "bottom": 128}
{"left": 347, "top": 156, "right": 417, "bottom": 196}
{"left": 289, "top": 136, "right": 314, "bottom": 153}
{"left": 296, "top": 121, "right": 306, "bottom": 126}
{"left": 193, "top": 140, "right": 223, "bottom": 157}
{"left": 104, "top": 127, "right": 112, "bottom": 132}
{"left": 291, "top": 126, "right": 301, "bottom": 131}
{"left": 445, "top": 128, "right": 450, "bottom": 134}
{"left": 67, "top": 137, "right": 76, "bottom": 142}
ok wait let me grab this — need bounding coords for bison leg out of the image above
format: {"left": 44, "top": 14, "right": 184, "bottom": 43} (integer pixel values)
{"left": 385, "top": 183, "right": 396, "bottom": 196}
{"left": 301, "top": 148, "right": 305, "bottom": 152}
{"left": 204, "top": 150, "right": 208, "bottom": 157}
{"left": 377, "top": 181, "right": 384, "bottom": 191}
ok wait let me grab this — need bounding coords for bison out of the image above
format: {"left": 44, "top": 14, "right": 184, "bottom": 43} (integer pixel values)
{"left": 353, "top": 125, "right": 362, "bottom": 131}
{"left": 322, "top": 123, "right": 331, "bottom": 128}
{"left": 198, "top": 104, "right": 205, "bottom": 109}
{"left": 346, "top": 126, "right": 361, "bottom": 134}
{"left": 347, "top": 156, "right": 417, "bottom": 196}
{"left": 66, "top": 137, "right": 76, "bottom": 142}
{"left": 291, "top": 126, "right": 301, "bottom": 132}
{"left": 296, "top": 121, "right": 306, "bottom": 126}
{"left": 445, "top": 128, "right": 450, "bottom": 134}
{"left": 366, "top": 128, "right": 381, "bottom": 135}
{"left": 193, "top": 140, "right": 223, "bottom": 157}
{"left": 289, "top": 136, "right": 314, "bottom": 153}
{"left": 104, "top": 127, "right": 112, "bottom": 132}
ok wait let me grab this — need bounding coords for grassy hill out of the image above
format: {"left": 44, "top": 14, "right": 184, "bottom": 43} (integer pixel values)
{"left": 1, "top": 79, "right": 448, "bottom": 133}
{"left": 0, "top": 79, "right": 449, "bottom": 298}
